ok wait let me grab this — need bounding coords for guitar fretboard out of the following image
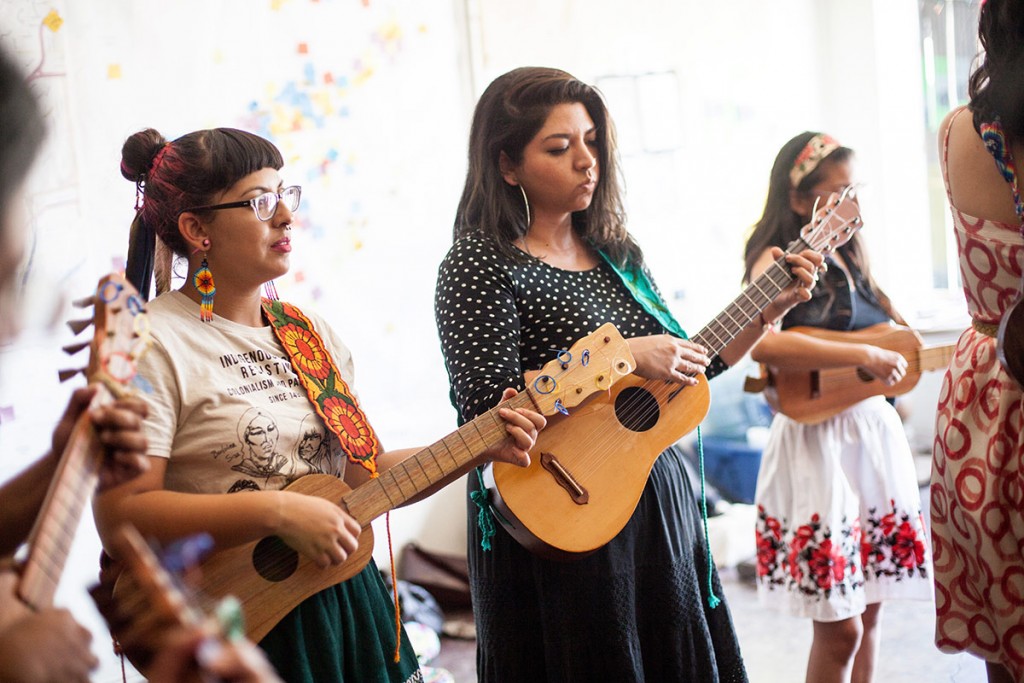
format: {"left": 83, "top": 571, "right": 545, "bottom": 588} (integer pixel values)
{"left": 343, "top": 391, "right": 534, "bottom": 525}
{"left": 18, "top": 388, "right": 108, "bottom": 609}
{"left": 691, "top": 239, "right": 808, "bottom": 356}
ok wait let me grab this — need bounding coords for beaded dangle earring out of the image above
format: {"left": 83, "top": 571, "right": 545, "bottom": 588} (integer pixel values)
{"left": 192, "top": 239, "right": 215, "bottom": 322}
{"left": 263, "top": 280, "right": 279, "bottom": 301}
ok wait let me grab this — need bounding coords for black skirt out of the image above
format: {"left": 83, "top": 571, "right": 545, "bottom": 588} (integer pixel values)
{"left": 467, "top": 445, "right": 749, "bottom": 683}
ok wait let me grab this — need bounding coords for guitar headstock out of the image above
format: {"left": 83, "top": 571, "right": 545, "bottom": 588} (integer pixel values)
{"left": 526, "top": 322, "right": 635, "bottom": 416}
{"left": 62, "top": 273, "right": 150, "bottom": 396}
{"left": 798, "top": 185, "right": 863, "bottom": 255}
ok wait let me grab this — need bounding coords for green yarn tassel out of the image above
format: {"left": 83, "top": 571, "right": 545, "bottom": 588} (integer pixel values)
{"left": 471, "top": 467, "right": 496, "bottom": 551}
{"left": 696, "top": 425, "right": 721, "bottom": 609}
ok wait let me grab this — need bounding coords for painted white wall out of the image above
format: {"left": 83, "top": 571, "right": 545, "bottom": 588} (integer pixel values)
{"left": 0, "top": 1, "right": 964, "bottom": 680}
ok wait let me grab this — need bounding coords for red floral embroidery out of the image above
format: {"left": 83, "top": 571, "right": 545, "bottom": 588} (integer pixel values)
{"left": 861, "top": 499, "right": 929, "bottom": 581}
{"left": 756, "top": 508, "right": 862, "bottom": 600}
{"left": 809, "top": 538, "right": 846, "bottom": 590}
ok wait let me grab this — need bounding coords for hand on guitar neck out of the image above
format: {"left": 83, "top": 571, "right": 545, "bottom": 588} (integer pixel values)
{"left": 0, "top": 273, "right": 152, "bottom": 682}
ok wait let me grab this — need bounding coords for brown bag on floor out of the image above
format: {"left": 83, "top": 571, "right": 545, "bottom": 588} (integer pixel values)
{"left": 398, "top": 543, "right": 472, "bottom": 611}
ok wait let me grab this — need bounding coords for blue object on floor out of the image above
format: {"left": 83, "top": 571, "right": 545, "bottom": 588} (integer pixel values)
{"left": 698, "top": 436, "right": 763, "bottom": 505}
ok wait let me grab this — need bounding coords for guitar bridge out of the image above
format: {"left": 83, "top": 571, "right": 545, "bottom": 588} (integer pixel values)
{"left": 540, "top": 452, "right": 589, "bottom": 505}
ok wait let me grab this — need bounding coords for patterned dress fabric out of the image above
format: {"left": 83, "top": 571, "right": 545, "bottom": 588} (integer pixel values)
{"left": 932, "top": 107, "right": 1024, "bottom": 676}
{"left": 754, "top": 277, "right": 933, "bottom": 621}
{"left": 435, "top": 236, "right": 746, "bottom": 683}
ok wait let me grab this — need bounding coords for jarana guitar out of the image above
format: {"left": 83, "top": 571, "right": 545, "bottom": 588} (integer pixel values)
{"left": 760, "top": 323, "right": 956, "bottom": 424}
{"left": 113, "top": 322, "right": 635, "bottom": 642}
{"left": 91, "top": 525, "right": 254, "bottom": 679}
{"left": 0, "top": 274, "right": 150, "bottom": 633}
{"left": 487, "top": 188, "right": 863, "bottom": 560}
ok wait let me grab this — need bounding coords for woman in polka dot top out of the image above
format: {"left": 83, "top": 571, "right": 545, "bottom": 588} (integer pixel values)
{"left": 434, "top": 66, "right": 821, "bottom": 682}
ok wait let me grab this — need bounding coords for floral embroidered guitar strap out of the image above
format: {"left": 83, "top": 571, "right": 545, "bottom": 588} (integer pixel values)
{"left": 261, "top": 299, "right": 381, "bottom": 478}
{"left": 598, "top": 251, "right": 721, "bottom": 608}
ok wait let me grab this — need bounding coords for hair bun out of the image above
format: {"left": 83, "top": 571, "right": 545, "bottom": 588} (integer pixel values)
{"left": 120, "top": 128, "right": 167, "bottom": 182}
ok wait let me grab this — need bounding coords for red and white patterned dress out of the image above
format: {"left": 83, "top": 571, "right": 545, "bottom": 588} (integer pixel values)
{"left": 932, "top": 107, "right": 1024, "bottom": 677}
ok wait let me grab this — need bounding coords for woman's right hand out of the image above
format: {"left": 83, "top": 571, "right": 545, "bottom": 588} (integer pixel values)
{"left": 626, "top": 334, "right": 711, "bottom": 386}
{"left": 274, "top": 491, "right": 362, "bottom": 568}
{"left": 858, "top": 345, "right": 909, "bottom": 386}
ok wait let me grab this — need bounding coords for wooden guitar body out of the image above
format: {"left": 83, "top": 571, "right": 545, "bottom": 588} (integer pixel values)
{"left": 112, "top": 474, "right": 371, "bottom": 645}
{"left": 112, "top": 323, "right": 636, "bottom": 643}
{"left": 489, "top": 374, "right": 710, "bottom": 559}
{"left": 997, "top": 285, "right": 1024, "bottom": 389}
{"left": 763, "top": 323, "right": 955, "bottom": 424}
{"left": 484, "top": 188, "right": 864, "bottom": 560}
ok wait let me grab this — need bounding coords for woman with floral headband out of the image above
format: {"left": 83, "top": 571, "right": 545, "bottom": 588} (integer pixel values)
{"left": 743, "top": 132, "right": 932, "bottom": 683}
{"left": 933, "top": 1, "right": 1024, "bottom": 680}
{"left": 93, "top": 126, "right": 547, "bottom": 683}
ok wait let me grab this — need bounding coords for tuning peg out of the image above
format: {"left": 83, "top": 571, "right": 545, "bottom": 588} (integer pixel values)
{"left": 62, "top": 340, "right": 90, "bottom": 356}
{"left": 72, "top": 294, "right": 96, "bottom": 309}
{"left": 58, "top": 367, "right": 86, "bottom": 382}
{"left": 66, "top": 318, "right": 93, "bottom": 335}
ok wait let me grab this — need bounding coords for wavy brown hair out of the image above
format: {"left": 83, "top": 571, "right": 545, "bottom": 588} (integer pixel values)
{"left": 743, "top": 132, "right": 891, "bottom": 313}
{"left": 968, "top": 0, "right": 1024, "bottom": 138}
{"left": 454, "top": 67, "right": 642, "bottom": 268}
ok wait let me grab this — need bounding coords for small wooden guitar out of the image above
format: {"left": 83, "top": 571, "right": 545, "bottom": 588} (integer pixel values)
{"left": 997, "top": 273, "right": 1024, "bottom": 389}
{"left": 113, "top": 323, "right": 634, "bottom": 642}
{"left": 487, "top": 188, "right": 863, "bottom": 560}
{"left": 760, "top": 323, "right": 956, "bottom": 424}
{"left": 0, "top": 274, "right": 150, "bottom": 632}
{"left": 91, "top": 525, "right": 252, "bottom": 679}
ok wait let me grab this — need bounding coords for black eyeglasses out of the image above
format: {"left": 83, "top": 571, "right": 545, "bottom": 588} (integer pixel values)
{"left": 182, "top": 186, "right": 301, "bottom": 222}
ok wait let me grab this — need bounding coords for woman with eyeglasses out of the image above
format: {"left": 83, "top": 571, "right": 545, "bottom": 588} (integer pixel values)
{"left": 93, "top": 127, "right": 546, "bottom": 683}
{"left": 743, "top": 132, "right": 933, "bottom": 683}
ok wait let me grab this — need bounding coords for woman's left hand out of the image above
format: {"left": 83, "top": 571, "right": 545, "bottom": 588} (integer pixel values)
{"left": 761, "top": 248, "right": 825, "bottom": 323}
{"left": 484, "top": 388, "right": 547, "bottom": 468}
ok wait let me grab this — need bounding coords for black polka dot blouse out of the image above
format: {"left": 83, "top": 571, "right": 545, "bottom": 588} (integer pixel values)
{"left": 434, "top": 235, "right": 727, "bottom": 422}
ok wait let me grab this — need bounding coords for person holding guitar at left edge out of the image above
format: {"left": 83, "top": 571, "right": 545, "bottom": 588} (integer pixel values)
{"left": 0, "top": 44, "right": 151, "bottom": 683}
{"left": 92, "top": 125, "right": 546, "bottom": 683}
{"left": 434, "top": 66, "right": 822, "bottom": 683}
{"left": 933, "top": 2, "right": 1024, "bottom": 681}
{"left": 743, "top": 133, "right": 933, "bottom": 683}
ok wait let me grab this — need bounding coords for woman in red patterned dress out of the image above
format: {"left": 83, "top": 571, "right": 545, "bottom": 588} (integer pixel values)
{"left": 932, "top": 2, "right": 1024, "bottom": 681}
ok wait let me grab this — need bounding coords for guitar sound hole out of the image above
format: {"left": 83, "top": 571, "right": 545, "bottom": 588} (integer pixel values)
{"left": 252, "top": 536, "right": 299, "bottom": 582}
{"left": 614, "top": 386, "right": 660, "bottom": 432}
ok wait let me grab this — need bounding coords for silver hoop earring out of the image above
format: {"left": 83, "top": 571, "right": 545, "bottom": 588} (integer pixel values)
{"left": 518, "top": 185, "right": 531, "bottom": 227}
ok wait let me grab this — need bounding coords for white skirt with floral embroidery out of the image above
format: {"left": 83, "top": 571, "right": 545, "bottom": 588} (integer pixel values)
{"left": 754, "top": 396, "right": 934, "bottom": 622}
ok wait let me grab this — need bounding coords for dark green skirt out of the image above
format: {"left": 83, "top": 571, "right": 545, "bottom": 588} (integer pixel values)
{"left": 259, "top": 560, "right": 423, "bottom": 683}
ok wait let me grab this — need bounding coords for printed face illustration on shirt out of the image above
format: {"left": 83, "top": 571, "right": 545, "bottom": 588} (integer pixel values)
{"left": 296, "top": 414, "right": 339, "bottom": 476}
{"left": 231, "top": 408, "right": 290, "bottom": 480}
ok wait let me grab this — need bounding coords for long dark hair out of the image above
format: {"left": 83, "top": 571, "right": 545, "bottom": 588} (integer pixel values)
{"left": 743, "top": 132, "right": 888, "bottom": 308}
{"left": 969, "top": 0, "right": 1024, "bottom": 138}
{"left": 454, "top": 66, "right": 642, "bottom": 267}
{"left": 0, "top": 47, "right": 46, "bottom": 213}
{"left": 120, "top": 127, "right": 283, "bottom": 298}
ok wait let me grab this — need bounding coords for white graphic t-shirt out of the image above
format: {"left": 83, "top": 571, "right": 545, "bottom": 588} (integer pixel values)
{"left": 137, "top": 291, "right": 355, "bottom": 494}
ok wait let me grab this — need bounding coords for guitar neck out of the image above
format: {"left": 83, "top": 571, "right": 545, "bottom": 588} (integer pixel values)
{"left": 918, "top": 343, "right": 956, "bottom": 373}
{"left": 691, "top": 238, "right": 807, "bottom": 356}
{"left": 18, "top": 386, "right": 111, "bottom": 609}
{"left": 342, "top": 391, "right": 534, "bottom": 525}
